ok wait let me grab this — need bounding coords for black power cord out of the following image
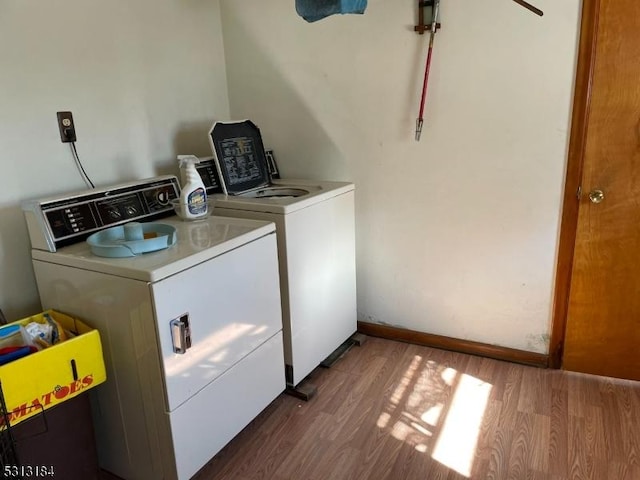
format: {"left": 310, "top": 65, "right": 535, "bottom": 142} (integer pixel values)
{"left": 70, "top": 142, "right": 95, "bottom": 189}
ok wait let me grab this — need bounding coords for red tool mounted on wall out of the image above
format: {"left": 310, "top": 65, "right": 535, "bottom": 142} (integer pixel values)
{"left": 414, "top": 0, "right": 441, "bottom": 141}
{"left": 413, "top": 0, "right": 543, "bottom": 142}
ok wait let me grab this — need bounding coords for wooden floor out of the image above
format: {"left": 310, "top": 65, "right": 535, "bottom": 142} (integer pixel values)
{"left": 189, "top": 337, "right": 640, "bottom": 480}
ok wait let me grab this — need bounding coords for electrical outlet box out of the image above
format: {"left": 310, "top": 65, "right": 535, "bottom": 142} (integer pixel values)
{"left": 56, "top": 111, "right": 77, "bottom": 143}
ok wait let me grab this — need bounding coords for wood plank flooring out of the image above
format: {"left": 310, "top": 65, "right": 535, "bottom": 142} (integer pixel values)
{"left": 190, "top": 337, "right": 640, "bottom": 480}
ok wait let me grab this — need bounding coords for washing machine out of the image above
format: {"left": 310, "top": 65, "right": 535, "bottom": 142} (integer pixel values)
{"left": 22, "top": 175, "right": 285, "bottom": 480}
{"left": 204, "top": 120, "right": 357, "bottom": 393}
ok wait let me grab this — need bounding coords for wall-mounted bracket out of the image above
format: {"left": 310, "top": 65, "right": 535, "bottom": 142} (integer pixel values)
{"left": 414, "top": 0, "right": 441, "bottom": 35}
{"left": 415, "top": 0, "right": 542, "bottom": 34}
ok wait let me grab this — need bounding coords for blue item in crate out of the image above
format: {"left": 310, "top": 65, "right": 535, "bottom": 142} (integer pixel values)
{"left": 0, "top": 346, "right": 38, "bottom": 365}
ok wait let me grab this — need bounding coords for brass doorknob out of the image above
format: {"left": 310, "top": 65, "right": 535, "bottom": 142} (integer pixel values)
{"left": 589, "top": 189, "right": 605, "bottom": 204}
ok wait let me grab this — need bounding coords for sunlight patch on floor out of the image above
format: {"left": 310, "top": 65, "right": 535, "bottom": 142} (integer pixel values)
{"left": 431, "top": 373, "right": 492, "bottom": 477}
{"left": 377, "top": 411, "right": 391, "bottom": 429}
{"left": 376, "top": 355, "right": 492, "bottom": 477}
{"left": 379, "top": 357, "right": 451, "bottom": 444}
{"left": 421, "top": 403, "right": 443, "bottom": 426}
{"left": 440, "top": 367, "right": 457, "bottom": 386}
{"left": 390, "top": 355, "right": 422, "bottom": 406}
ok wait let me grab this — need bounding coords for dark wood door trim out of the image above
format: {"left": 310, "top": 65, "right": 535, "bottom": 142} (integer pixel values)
{"left": 549, "top": 0, "right": 601, "bottom": 368}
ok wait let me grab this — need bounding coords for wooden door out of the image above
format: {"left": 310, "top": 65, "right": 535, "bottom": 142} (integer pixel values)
{"left": 562, "top": 0, "right": 640, "bottom": 380}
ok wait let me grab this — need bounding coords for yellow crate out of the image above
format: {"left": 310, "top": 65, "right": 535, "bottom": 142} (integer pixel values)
{"left": 0, "top": 310, "right": 106, "bottom": 427}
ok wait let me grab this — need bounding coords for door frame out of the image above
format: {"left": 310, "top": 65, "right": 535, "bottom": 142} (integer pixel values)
{"left": 548, "top": 0, "right": 601, "bottom": 368}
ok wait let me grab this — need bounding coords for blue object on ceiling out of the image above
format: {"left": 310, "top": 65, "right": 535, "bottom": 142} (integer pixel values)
{"left": 296, "top": 0, "right": 367, "bottom": 23}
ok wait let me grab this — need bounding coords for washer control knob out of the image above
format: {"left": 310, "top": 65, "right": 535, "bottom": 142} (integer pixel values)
{"left": 157, "top": 190, "right": 169, "bottom": 205}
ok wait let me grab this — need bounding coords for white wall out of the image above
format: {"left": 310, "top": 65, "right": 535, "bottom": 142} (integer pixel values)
{"left": 220, "top": 0, "right": 581, "bottom": 353}
{"left": 0, "top": 0, "right": 229, "bottom": 320}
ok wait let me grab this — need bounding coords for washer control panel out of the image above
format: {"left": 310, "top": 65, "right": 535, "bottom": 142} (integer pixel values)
{"left": 24, "top": 176, "right": 180, "bottom": 251}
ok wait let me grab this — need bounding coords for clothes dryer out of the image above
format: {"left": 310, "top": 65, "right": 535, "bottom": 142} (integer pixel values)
{"left": 23, "top": 176, "right": 285, "bottom": 480}
{"left": 206, "top": 120, "right": 357, "bottom": 392}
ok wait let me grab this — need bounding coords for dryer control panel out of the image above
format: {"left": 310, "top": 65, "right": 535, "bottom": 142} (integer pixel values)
{"left": 23, "top": 176, "right": 180, "bottom": 252}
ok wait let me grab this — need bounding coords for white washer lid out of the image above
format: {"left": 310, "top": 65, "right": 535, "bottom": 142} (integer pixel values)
{"left": 212, "top": 179, "right": 355, "bottom": 214}
{"left": 208, "top": 120, "right": 271, "bottom": 195}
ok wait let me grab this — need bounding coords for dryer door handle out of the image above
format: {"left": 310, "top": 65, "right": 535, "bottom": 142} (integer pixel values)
{"left": 170, "top": 314, "right": 192, "bottom": 354}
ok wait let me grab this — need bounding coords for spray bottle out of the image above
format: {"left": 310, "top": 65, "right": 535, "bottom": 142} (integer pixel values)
{"left": 177, "top": 155, "right": 208, "bottom": 220}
